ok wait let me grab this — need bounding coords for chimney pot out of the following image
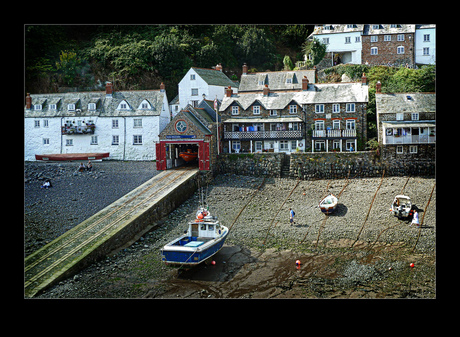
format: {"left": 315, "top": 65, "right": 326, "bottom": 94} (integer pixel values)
{"left": 376, "top": 81, "right": 382, "bottom": 93}
{"left": 26, "top": 93, "right": 32, "bottom": 109}
{"left": 302, "top": 76, "right": 309, "bottom": 91}
{"left": 361, "top": 73, "right": 368, "bottom": 85}
{"left": 263, "top": 84, "right": 270, "bottom": 97}
{"left": 216, "top": 63, "right": 223, "bottom": 72}
{"left": 225, "top": 86, "right": 233, "bottom": 97}
{"left": 106, "top": 82, "right": 113, "bottom": 97}
{"left": 242, "top": 63, "right": 248, "bottom": 75}
{"left": 160, "top": 82, "right": 165, "bottom": 92}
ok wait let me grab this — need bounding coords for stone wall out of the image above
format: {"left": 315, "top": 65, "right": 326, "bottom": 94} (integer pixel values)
{"left": 216, "top": 153, "right": 284, "bottom": 177}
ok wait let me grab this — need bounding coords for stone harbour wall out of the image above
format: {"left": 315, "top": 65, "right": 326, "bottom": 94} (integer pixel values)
{"left": 216, "top": 153, "right": 284, "bottom": 177}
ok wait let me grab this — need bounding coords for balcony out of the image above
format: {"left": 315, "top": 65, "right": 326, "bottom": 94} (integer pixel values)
{"left": 384, "top": 133, "right": 435, "bottom": 145}
{"left": 223, "top": 129, "right": 304, "bottom": 141}
{"left": 312, "top": 129, "right": 356, "bottom": 138}
{"left": 61, "top": 124, "right": 95, "bottom": 135}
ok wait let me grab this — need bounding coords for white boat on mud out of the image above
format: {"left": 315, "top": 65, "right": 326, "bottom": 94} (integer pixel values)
{"left": 391, "top": 195, "right": 412, "bottom": 218}
{"left": 319, "top": 193, "right": 338, "bottom": 214}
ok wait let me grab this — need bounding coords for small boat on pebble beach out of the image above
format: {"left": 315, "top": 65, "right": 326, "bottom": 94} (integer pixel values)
{"left": 390, "top": 195, "right": 412, "bottom": 219}
{"left": 319, "top": 193, "right": 338, "bottom": 214}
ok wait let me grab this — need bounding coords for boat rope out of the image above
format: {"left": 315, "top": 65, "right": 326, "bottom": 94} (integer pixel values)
{"left": 351, "top": 169, "right": 385, "bottom": 248}
{"left": 263, "top": 178, "right": 301, "bottom": 245}
{"left": 411, "top": 182, "right": 435, "bottom": 253}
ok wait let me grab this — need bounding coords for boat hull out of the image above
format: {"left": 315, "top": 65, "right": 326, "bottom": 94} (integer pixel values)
{"left": 179, "top": 152, "right": 198, "bottom": 162}
{"left": 161, "top": 227, "right": 228, "bottom": 266}
{"left": 35, "top": 153, "right": 110, "bottom": 161}
{"left": 319, "top": 194, "right": 338, "bottom": 214}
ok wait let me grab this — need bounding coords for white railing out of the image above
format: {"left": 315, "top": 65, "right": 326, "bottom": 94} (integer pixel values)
{"left": 312, "top": 129, "right": 356, "bottom": 138}
{"left": 224, "top": 130, "right": 303, "bottom": 140}
{"left": 384, "top": 134, "right": 435, "bottom": 145}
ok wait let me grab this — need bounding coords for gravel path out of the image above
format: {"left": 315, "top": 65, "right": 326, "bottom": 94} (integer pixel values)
{"left": 33, "top": 171, "right": 435, "bottom": 298}
{"left": 24, "top": 161, "right": 159, "bottom": 256}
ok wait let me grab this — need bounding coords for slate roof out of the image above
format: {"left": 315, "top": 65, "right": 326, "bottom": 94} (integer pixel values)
{"left": 25, "top": 90, "right": 167, "bottom": 117}
{"left": 192, "top": 68, "right": 238, "bottom": 88}
{"left": 375, "top": 92, "right": 436, "bottom": 114}
{"left": 239, "top": 69, "right": 316, "bottom": 92}
{"left": 220, "top": 82, "right": 369, "bottom": 112}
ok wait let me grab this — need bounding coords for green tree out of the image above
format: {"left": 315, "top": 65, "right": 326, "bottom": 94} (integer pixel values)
{"left": 235, "top": 26, "right": 276, "bottom": 69}
{"left": 302, "top": 38, "right": 327, "bottom": 66}
{"left": 283, "top": 55, "right": 294, "bottom": 70}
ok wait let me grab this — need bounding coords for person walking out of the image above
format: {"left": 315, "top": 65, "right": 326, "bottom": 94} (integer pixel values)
{"left": 289, "top": 208, "right": 295, "bottom": 225}
{"left": 410, "top": 209, "right": 420, "bottom": 227}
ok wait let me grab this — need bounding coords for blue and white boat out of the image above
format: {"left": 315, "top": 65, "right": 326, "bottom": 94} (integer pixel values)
{"left": 161, "top": 207, "right": 228, "bottom": 267}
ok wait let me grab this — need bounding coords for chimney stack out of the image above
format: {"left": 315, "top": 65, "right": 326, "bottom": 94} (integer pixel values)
{"left": 106, "top": 82, "right": 113, "bottom": 97}
{"left": 225, "top": 86, "right": 233, "bottom": 97}
{"left": 361, "top": 73, "right": 368, "bottom": 85}
{"left": 160, "top": 82, "right": 165, "bottom": 92}
{"left": 242, "top": 63, "right": 248, "bottom": 75}
{"left": 26, "top": 93, "right": 32, "bottom": 109}
{"left": 302, "top": 76, "right": 309, "bottom": 91}
{"left": 216, "top": 63, "right": 223, "bottom": 72}
{"left": 263, "top": 84, "right": 270, "bottom": 97}
{"left": 376, "top": 81, "right": 381, "bottom": 93}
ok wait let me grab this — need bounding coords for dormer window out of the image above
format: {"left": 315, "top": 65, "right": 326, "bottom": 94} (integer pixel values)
{"left": 34, "top": 104, "right": 42, "bottom": 111}
{"left": 88, "top": 103, "right": 96, "bottom": 111}
{"left": 49, "top": 104, "right": 57, "bottom": 110}
{"left": 68, "top": 104, "right": 75, "bottom": 111}
{"left": 138, "top": 99, "right": 152, "bottom": 110}
{"left": 117, "top": 100, "right": 131, "bottom": 110}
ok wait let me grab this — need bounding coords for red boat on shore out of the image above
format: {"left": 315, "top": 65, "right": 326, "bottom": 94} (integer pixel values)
{"left": 35, "top": 153, "right": 110, "bottom": 161}
{"left": 179, "top": 149, "right": 198, "bottom": 162}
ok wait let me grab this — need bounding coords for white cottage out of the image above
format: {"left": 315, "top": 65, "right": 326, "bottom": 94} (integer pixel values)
{"left": 175, "top": 64, "right": 238, "bottom": 110}
{"left": 24, "top": 82, "right": 170, "bottom": 161}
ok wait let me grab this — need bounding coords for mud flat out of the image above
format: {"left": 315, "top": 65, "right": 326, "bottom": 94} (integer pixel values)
{"left": 35, "top": 174, "right": 435, "bottom": 299}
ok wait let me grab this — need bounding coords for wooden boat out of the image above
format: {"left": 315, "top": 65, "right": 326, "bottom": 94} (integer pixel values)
{"left": 390, "top": 195, "right": 412, "bottom": 218}
{"left": 161, "top": 206, "right": 228, "bottom": 266}
{"left": 319, "top": 193, "right": 338, "bottom": 214}
{"left": 35, "top": 153, "right": 110, "bottom": 161}
{"left": 179, "top": 149, "right": 198, "bottom": 162}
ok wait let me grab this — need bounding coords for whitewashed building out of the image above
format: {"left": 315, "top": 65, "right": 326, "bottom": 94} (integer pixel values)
{"left": 415, "top": 24, "right": 436, "bottom": 65}
{"left": 24, "top": 82, "right": 170, "bottom": 161}
{"left": 175, "top": 64, "right": 238, "bottom": 110}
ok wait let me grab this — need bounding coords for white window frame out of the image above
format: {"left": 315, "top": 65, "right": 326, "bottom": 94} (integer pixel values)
{"left": 68, "top": 104, "right": 75, "bottom": 111}
{"left": 133, "top": 118, "right": 142, "bottom": 128}
{"left": 190, "top": 74, "right": 196, "bottom": 80}
{"left": 371, "top": 36, "right": 378, "bottom": 42}
{"left": 411, "top": 113, "right": 419, "bottom": 121}
{"left": 289, "top": 104, "right": 298, "bottom": 114}
{"left": 133, "top": 135, "right": 143, "bottom": 145}
{"left": 423, "top": 47, "right": 430, "bottom": 55}
{"left": 371, "top": 47, "right": 378, "bottom": 55}
{"left": 332, "top": 120, "right": 341, "bottom": 129}
{"left": 90, "top": 136, "right": 98, "bottom": 145}
{"left": 232, "top": 106, "right": 239, "bottom": 115}
{"left": 384, "top": 35, "right": 391, "bottom": 41}
{"left": 346, "top": 120, "right": 356, "bottom": 130}
{"left": 396, "top": 145, "right": 403, "bottom": 154}
{"left": 43, "top": 119, "right": 49, "bottom": 128}
{"left": 34, "top": 104, "right": 42, "bottom": 111}
{"left": 346, "top": 103, "right": 355, "bottom": 112}
{"left": 253, "top": 105, "right": 260, "bottom": 115}
{"left": 112, "top": 135, "right": 119, "bottom": 145}
{"left": 315, "top": 120, "right": 325, "bottom": 130}
{"left": 279, "top": 140, "right": 289, "bottom": 151}
{"left": 423, "top": 34, "right": 430, "bottom": 42}
{"left": 345, "top": 36, "right": 351, "bottom": 44}
{"left": 43, "top": 138, "right": 49, "bottom": 145}
{"left": 270, "top": 109, "right": 277, "bottom": 116}
{"left": 397, "top": 46, "right": 405, "bottom": 54}
{"left": 232, "top": 141, "right": 241, "bottom": 152}
{"left": 34, "top": 120, "right": 40, "bottom": 128}
{"left": 397, "top": 34, "right": 405, "bottom": 41}
{"left": 410, "top": 145, "right": 418, "bottom": 154}
{"left": 49, "top": 104, "right": 57, "bottom": 110}
{"left": 88, "top": 103, "right": 96, "bottom": 111}
{"left": 191, "top": 88, "right": 198, "bottom": 96}
{"left": 332, "top": 104, "right": 340, "bottom": 113}
{"left": 315, "top": 104, "right": 324, "bottom": 113}
{"left": 66, "top": 139, "right": 73, "bottom": 146}
{"left": 112, "top": 119, "right": 119, "bottom": 129}
{"left": 255, "top": 141, "right": 263, "bottom": 152}
{"left": 396, "top": 113, "right": 404, "bottom": 120}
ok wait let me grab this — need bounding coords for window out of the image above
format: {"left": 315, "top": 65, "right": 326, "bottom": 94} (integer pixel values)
{"left": 396, "top": 145, "right": 403, "bottom": 154}
{"left": 43, "top": 138, "right": 49, "bottom": 145}
{"left": 410, "top": 145, "right": 418, "bottom": 154}
{"left": 346, "top": 140, "right": 355, "bottom": 151}
{"left": 371, "top": 36, "right": 378, "bottom": 42}
{"left": 333, "top": 120, "right": 340, "bottom": 129}
{"left": 43, "top": 119, "right": 49, "bottom": 128}
{"left": 138, "top": 100, "right": 151, "bottom": 109}
{"left": 190, "top": 74, "right": 196, "bottom": 80}
{"left": 291, "top": 140, "right": 297, "bottom": 150}
{"left": 66, "top": 139, "right": 73, "bottom": 146}
{"left": 286, "top": 78, "right": 292, "bottom": 83}
{"left": 68, "top": 104, "right": 75, "bottom": 111}
{"left": 91, "top": 136, "right": 98, "bottom": 145}
{"left": 355, "top": 36, "right": 361, "bottom": 43}
{"left": 322, "top": 38, "right": 329, "bottom": 44}
{"left": 372, "top": 25, "right": 380, "bottom": 29}
{"left": 253, "top": 106, "right": 260, "bottom": 115}
{"left": 315, "top": 120, "right": 325, "bottom": 130}
{"left": 133, "top": 135, "right": 143, "bottom": 145}
{"left": 49, "top": 104, "right": 56, "bottom": 110}
{"left": 112, "top": 135, "right": 119, "bottom": 145}
{"left": 397, "top": 34, "right": 405, "bottom": 41}
{"left": 396, "top": 113, "right": 404, "bottom": 120}
{"left": 411, "top": 113, "right": 419, "bottom": 121}
{"left": 315, "top": 140, "right": 325, "bottom": 151}
{"left": 397, "top": 46, "right": 405, "bottom": 54}
{"left": 332, "top": 104, "right": 340, "bottom": 113}
{"left": 232, "top": 141, "right": 241, "bottom": 152}
{"left": 371, "top": 47, "right": 378, "bottom": 55}
{"left": 34, "top": 104, "right": 42, "bottom": 110}
{"left": 117, "top": 100, "right": 130, "bottom": 110}
{"left": 423, "top": 47, "right": 430, "bottom": 55}
{"left": 232, "top": 106, "right": 239, "bottom": 115}
{"left": 346, "top": 120, "right": 356, "bottom": 129}
{"left": 289, "top": 105, "right": 298, "bottom": 114}
{"left": 315, "top": 104, "right": 324, "bottom": 113}
{"left": 270, "top": 109, "right": 277, "bottom": 116}
{"left": 333, "top": 140, "right": 340, "bottom": 149}
{"left": 191, "top": 88, "right": 198, "bottom": 96}
{"left": 112, "top": 119, "right": 119, "bottom": 129}
{"left": 133, "top": 119, "right": 142, "bottom": 128}
{"left": 345, "top": 36, "right": 351, "bottom": 44}
{"left": 423, "top": 34, "right": 430, "bottom": 42}
{"left": 34, "top": 120, "right": 40, "bottom": 128}
{"left": 384, "top": 35, "right": 391, "bottom": 41}
{"left": 255, "top": 141, "right": 262, "bottom": 152}
{"left": 346, "top": 103, "right": 355, "bottom": 112}
{"left": 88, "top": 103, "right": 96, "bottom": 110}
{"left": 280, "top": 140, "right": 289, "bottom": 151}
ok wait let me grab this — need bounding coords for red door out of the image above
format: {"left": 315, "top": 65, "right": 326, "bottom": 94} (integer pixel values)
{"left": 199, "top": 142, "right": 210, "bottom": 171}
{"left": 155, "top": 142, "right": 166, "bottom": 170}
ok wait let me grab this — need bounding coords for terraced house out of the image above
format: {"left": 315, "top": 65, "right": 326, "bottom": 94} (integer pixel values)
{"left": 219, "top": 68, "right": 369, "bottom": 153}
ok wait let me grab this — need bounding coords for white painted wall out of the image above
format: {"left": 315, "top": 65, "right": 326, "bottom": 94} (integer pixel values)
{"left": 415, "top": 27, "right": 436, "bottom": 65}
{"left": 319, "top": 31, "right": 362, "bottom": 64}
